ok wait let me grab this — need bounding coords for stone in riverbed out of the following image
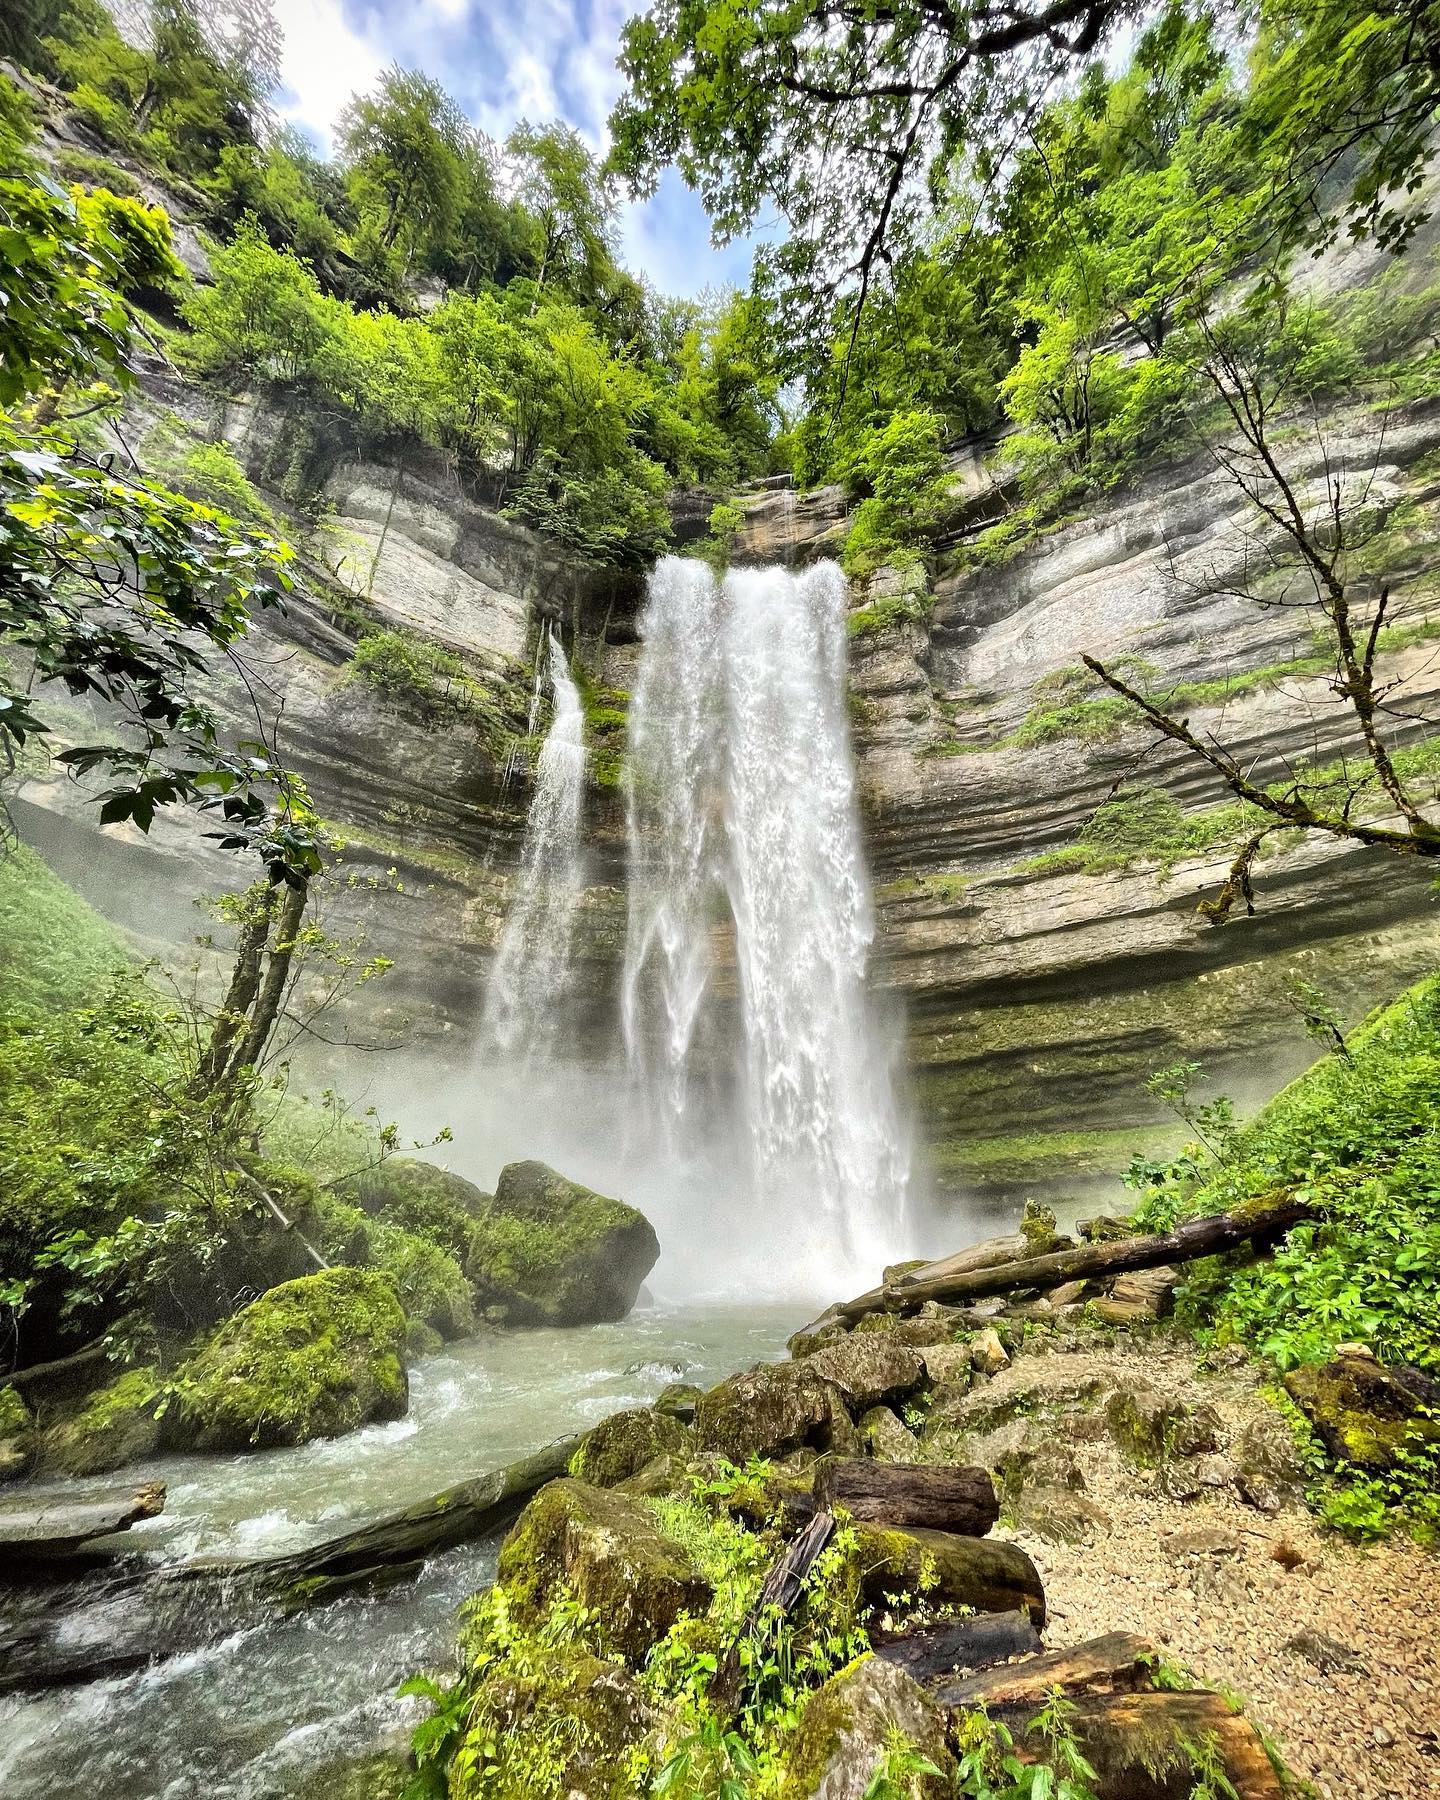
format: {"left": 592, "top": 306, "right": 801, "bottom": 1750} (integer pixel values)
{"left": 654, "top": 1380, "right": 703, "bottom": 1422}
{"left": 568, "top": 1406, "right": 689, "bottom": 1488}
{"left": 694, "top": 1360, "right": 856, "bottom": 1462}
{"left": 802, "top": 1335, "right": 927, "bottom": 1411}
{"left": 1104, "top": 1382, "right": 1222, "bottom": 1463}
{"left": 166, "top": 1267, "right": 408, "bottom": 1452}
{"left": 780, "top": 1655, "right": 955, "bottom": 1800}
{"left": 466, "top": 1161, "right": 659, "bottom": 1326}
{"left": 37, "top": 1368, "right": 163, "bottom": 1476}
{"left": 496, "top": 1478, "right": 712, "bottom": 1665}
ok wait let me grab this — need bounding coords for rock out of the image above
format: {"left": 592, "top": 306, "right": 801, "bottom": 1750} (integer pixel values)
{"left": 1077, "top": 1214, "right": 1136, "bottom": 1243}
{"left": 965, "top": 1416, "right": 1088, "bottom": 1498}
{"left": 364, "top": 1220, "right": 475, "bottom": 1341}
{"left": 1104, "top": 1383, "right": 1222, "bottom": 1463}
{"left": 970, "top": 1327, "right": 1010, "bottom": 1375}
{"left": 856, "top": 1311, "right": 965, "bottom": 1347}
{"left": 0, "top": 1386, "right": 35, "bottom": 1481}
{"left": 1011, "top": 1692, "right": 1285, "bottom": 1800}
{"left": 495, "top": 1479, "right": 712, "bottom": 1665}
{"left": 1157, "top": 1454, "right": 1235, "bottom": 1501}
{"left": 695, "top": 1361, "right": 854, "bottom": 1462}
{"left": 1014, "top": 1487, "right": 1111, "bottom": 1544}
{"left": 616, "top": 1452, "right": 690, "bottom": 1499}
{"left": 0, "top": 1479, "right": 165, "bottom": 1558}
{"left": 936, "top": 1631, "right": 1156, "bottom": 1709}
{"left": 1091, "top": 1265, "right": 1179, "bottom": 1326}
{"left": 37, "top": 1368, "right": 164, "bottom": 1476}
{"left": 405, "top": 1320, "right": 444, "bottom": 1360}
{"left": 168, "top": 1267, "right": 408, "bottom": 1452}
{"left": 802, "top": 1336, "right": 927, "bottom": 1412}
{"left": 279, "top": 1750, "right": 409, "bottom": 1800}
{"left": 780, "top": 1655, "right": 955, "bottom": 1800}
{"left": 1164, "top": 1526, "right": 1241, "bottom": 1558}
{"left": 857, "top": 1405, "right": 922, "bottom": 1463}
{"left": 344, "top": 1157, "right": 491, "bottom": 1263}
{"left": 1283, "top": 1352, "right": 1440, "bottom": 1471}
{"left": 918, "top": 1342, "right": 974, "bottom": 1389}
{"left": 450, "top": 1646, "right": 654, "bottom": 1800}
{"left": 1284, "top": 1628, "right": 1370, "bottom": 1675}
{"left": 654, "top": 1381, "right": 703, "bottom": 1422}
{"left": 1232, "top": 1412, "right": 1308, "bottom": 1511}
{"left": 850, "top": 1523, "right": 1046, "bottom": 1626}
{"left": 568, "top": 1407, "right": 689, "bottom": 1488}
{"left": 467, "top": 1160, "right": 660, "bottom": 1327}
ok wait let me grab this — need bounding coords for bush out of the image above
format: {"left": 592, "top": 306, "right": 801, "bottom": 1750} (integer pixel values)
{"left": 344, "top": 628, "right": 475, "bottom": 716}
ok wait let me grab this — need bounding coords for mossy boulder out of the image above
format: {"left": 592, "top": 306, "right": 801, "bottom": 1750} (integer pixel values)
{"left": 37, "top": 1367, "right": 163, "bottom": 1476}
{"left": 1104, "top": 1383, "right": 1222, "bottom": 1465}
{"left": 568, "top": 1406, "right": 689, "bottom": 1488}
{"left": 168, "top": 1267, "right": 408, "bottom": 1452}
{"left": 849, "top": 1522, "right": 1046, "bottom": 1627}
{"left": 654, "top": 1381, "right": 703, "bottom": 1422}
{"left": 0, "top": 1385, "right": 36, "bottom": 1480}
{"left": 856, "top": 1405, "right": 921, "bottom": 1463}
{"left": 802, "top": 1336, "right": 927, "bottom": 1413}
{"left": 343, "top": 1157, "right": 491, "bottom": 1263}
{"left": 365, "top": 1220, "right": 475, "bottom": 1340}
{"left": 780, "top": 1654, "right": 955, "bottom": 1800}
{"left": 450, "top": 1645, "right": 654, "bottom": 1800}
{"left": 467, "top": 1161, "right": 659, "bottom": 1326}
{"left": 496, "top": 1478, "right": 712, "bottom": 1664}
{"left": 694, "top": 1361, "right": 855, "bottom": 1462}
{"left": 1284, "top": 1351, "right": 1440, "bottom": 1471}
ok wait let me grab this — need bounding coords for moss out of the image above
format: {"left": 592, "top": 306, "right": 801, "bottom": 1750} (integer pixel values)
{"left": 693, "top": 1361, "right": 851, "bottom": 1462}
{"left": 848, "top": 1522, "right": 1044, "bottom": 1626}
{"left": 170, "top": 1266, "right": 408, "bottom": 1451}
{"left": 366, "top": 1219, "right": 475, "bottom": 1340}
{"left": 847, "top": 593, "right": 927, "bottom": 640}
{"left": 0, "top": 1384, "right": 35, "bottom": 1480}
{"left": 568, "top": 1406, "right": 689, "bottom": 1487}
{"left": 344, "top": 1157, "right": 490, "bottom": 1264}
{"left": 39, "top": 1367, "right": 163, "bottom": 1477}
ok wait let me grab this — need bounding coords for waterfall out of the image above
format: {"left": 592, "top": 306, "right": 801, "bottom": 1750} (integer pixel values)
{"left": 481, "top": 629, "right": 586, "bottom": 1058}
{"left": 623, "top": 556, "right": 912, "bottom": 1297}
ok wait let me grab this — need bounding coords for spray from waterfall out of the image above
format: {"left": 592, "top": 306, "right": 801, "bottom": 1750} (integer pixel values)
{"left": 623, "top": 556, "right": 912, "bottom": 1296}
{"left": 481, "top": 629, "right": 586, "bottom": 1058}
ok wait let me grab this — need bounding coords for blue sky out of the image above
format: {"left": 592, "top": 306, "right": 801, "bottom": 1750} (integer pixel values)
{"left": 273, "top": 0, "right": 759, "bottom": 298}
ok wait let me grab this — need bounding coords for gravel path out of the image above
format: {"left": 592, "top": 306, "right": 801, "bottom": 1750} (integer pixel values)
{"left": 990, "top": 1339, "right": 1439, "bottom": 1799}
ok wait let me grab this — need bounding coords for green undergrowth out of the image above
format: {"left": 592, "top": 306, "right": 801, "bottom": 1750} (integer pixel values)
{"left": 1128, "top": 975, "right": 1440, "bottom": 1537}
{"left": 846, "top": 589, "right": 930, "bottom": 641}
{"left": 573, "top": 662, "right": 630, "bottom": 790}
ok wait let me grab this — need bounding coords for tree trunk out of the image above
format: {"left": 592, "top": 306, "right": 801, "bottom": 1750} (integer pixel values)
{"left": 710, "top": 1509, "right": 836, "bottom": 1717}
{"left": 872, "top": 1611, "right": 1041, "bottom": 1683}
{"left": 229, "top": 878, "right": 307, "bottom": 1078}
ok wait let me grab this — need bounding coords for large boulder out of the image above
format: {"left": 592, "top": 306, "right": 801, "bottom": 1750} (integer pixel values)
{"left": 1104, "top": 1383, "right": 1222, "bottom": 1464}
{"left": 467, "top": 1161, "right": 659, "bottom": 1326}
{"left": 780, "top": 1655, "right": 955, "bottom": 1800}
{"left": 364, "top": 1220, "right": 475, "bottom": 1341}
{"left": 168, "top": 1267, "right": 408, "bottom": 1452}
{"left": 37, "top": 1368, "right": 163, "bottom": 1476}
{"left": 695, "top": 1360, "right": 855, "bottom": 1462}
{"left": 568, "top": 1406, "right": 689, "bottom": 1488}
{"left": 802, "top": 1336, "right": 927, "bottom": 1412}
{"left": 343, "top": 1157, "right": 491, "bottom": 1263}
{"left": 850, "top": 1523, "right": 1046, "bottom": 1626}
{"left": 1284, "top": 1348, "right": 1440, "bottom": 1471}
{"left": 496, "top": 1478, "right": 712, "bottom": 1664}
{"left": 0, "top": 1386, "right": 35, "bottom": 1480}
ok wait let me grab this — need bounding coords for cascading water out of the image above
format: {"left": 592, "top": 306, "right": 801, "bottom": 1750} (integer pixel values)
{"left": 623, "top": 556, "right": 912, "bottom": 1298}
{"left": 480, "top": 629, "right": 586, "bottom": 1058}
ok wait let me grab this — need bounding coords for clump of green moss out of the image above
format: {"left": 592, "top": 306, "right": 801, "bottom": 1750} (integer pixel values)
{"left": 169, "top": 1266, "right": 408, "bottom": 1451}
{"left": 39, "top": 1367, "right": 164, "bottom": 1476}
{"left": 366, "top": 1219, "right": 475, "bottom": 1341}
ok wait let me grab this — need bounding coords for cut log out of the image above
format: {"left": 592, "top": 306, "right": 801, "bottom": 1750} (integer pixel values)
{"left": 0, "top": 1481, "right": 165, "bottom": 1560}
{"left": 999, "top": 1691, "right": 1286, "bottom": 1800}
{"left": 814, "top": 1458, "right": 999, "bottom": 1536}
{"left": 880, "top": 1195, "right": 1317, "bottom": 1313}
{"left": 873, "top": 1611, "right": 1042, "bottom": 1684}
{"left": 711, "top": 1509, "right": 836, "bottom": 1715}
{"left": 933, "top": 1631, "right": 1156, "bottom": 1710}
{"left": 178, "top": 1432, "right": 582, "bottom": 1604}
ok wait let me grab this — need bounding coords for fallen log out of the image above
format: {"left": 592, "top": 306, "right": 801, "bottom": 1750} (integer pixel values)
{"left": 814, "top": 1458, "right": 999, "bottom": 1536}
{"left": 2, "top": 1339, "right": 110, "bottom": 1396}
{"left": 801, "top": 1232, "right": 1040, "bottom": 1335}
{"left": 0, "top": 1481, "right": 165, "bottom": 1561}
{"left": 933, "top": 1631, "right": 1155, "bottom": 1710}
{"left": 177, "top": 1432, "right": 582, "bottom": 1606}
{"left": 711, "top": 1508, "right": 836, "bottom": 1716}
{"left": 872, "top": 1611, "right": 1041, "bottom": 1684}
{"left": 883, "top": 1195, "right": 1317, "bottom": 1312}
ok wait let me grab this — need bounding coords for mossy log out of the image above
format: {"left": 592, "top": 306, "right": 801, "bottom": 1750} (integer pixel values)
{"left": 179, "top": 1433, "right": 583, "bottom": 1605}
{"left": 872, "top": 1611, "right": 1041, "bottom": 1684}
{"left": 814, "top": 1459, "right": 999, "bottom": 1535}
{"left": 878, "top": 1196, "right": 1318, "bottom": 1314}
{"left": 934, "top": 1631, "right": 1155, "bottom": 1710}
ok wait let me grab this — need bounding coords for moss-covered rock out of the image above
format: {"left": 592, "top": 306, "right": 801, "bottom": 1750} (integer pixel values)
{"left": 450, "top": 1645, "right": 654, "bottom": 1800}
{"left": 654, "top": 1381, "right": 703, "bottom": 1422}
{"left": 37, "top": 1367, "right": 163, "bottom": 1476}
{"left": 802, "top": 1336, "right": 927, "bottom": 1413}
{"left": 694, "top": 1361, "right": 855, "bottom": 1462}
{"left": 343, "top": 1157, "right": 491, "bottom": 1263}
{"left": 496, "top": 1478, "right": 712, "bottom": 1664}
{"left": 277, "top": 1749, "right": 409, "bottom": 1800}
{"left": 168, "top": 1267, "right": 408, "bottom": 1452}
{"left": 1284, "top": 1351, "right": 1440, "bottom": 1471}
{"left": 856, "top": 1405, "right": 921, "bottom": 1463}
{"left": 366, "top": 1220, "right": 475, "bottom": 1340}
{"left": 1104, "top": 1384, "right": 1223, "bottom": 1464}
{"left": 568, "top": 1406, "right": 689, "bottom": 1487}
{"left": 849, "top": 1522, "right": 1046, "bottom": 1626}
{"left": 0, "top": 1384, "right": 36, "bottom": 1480}
{"left": 780, "top": 1654, "right": 956, "bottom": 1800}
{"left": 467, "top": 1161, "right": 659, "bottom": 1326}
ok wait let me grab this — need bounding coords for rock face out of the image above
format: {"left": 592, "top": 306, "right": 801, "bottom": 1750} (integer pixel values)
{"left": 0, "top": 1387, "right": 35, "bottom": 1481}
{"left": 467, "top": 1161, "right": 660, "bottom": 1326}
{"left": 781, "top": 1655, "right": 955, "bottom": 1800}
{"left": 168, "top": 1267, "right": 409, "bottom": 1451}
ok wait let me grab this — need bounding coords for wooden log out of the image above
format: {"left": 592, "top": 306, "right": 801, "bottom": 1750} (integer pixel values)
{"left": 177, "top": 1432, "right": 582, "bottom": 1604}
{"left": 934, "top": 1631, "right": 1155, "bottom": 1710}
{"left": 0, "top": 1481, "right": 165, "bottom": 1561}
{"left": 872, "top": 1611, "right": 1041, "bottom": 1684}
{"left": 711, "top": 1509, "right": 836, "bottom": 1715}
{"left": 814, "top": 1458, "right": 999, "bottom": 1536}
{"left": 881, "top": 1196, "right": 1317, "bottom": 1313}
{"left": 2, "top": 1339, "right": 109, "bottom": 1396}
{"left": 999, "top": 1691, "right": 1286, "bottom": 1800}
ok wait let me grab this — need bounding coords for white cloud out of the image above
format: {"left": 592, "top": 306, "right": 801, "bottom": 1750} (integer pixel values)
{"left": 273, "top": 0, "right": 386, "bottom": 147}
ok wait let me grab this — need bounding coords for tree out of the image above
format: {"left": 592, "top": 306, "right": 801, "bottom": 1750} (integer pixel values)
{"left": 338, "top": 66, "right": 469, "bottom": 281}
{"left": 509, "top": 121, "right": 618, "bottom": 308}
